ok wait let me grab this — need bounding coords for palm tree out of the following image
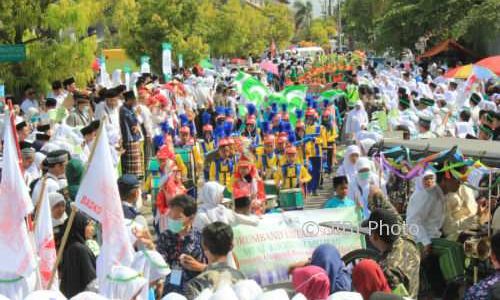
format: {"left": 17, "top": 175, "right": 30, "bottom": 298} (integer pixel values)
{"left": 293, "top": 0, "right": 313, "bottom": 30}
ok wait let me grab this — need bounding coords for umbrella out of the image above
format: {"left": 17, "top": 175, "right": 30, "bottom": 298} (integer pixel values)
{"left": 444, "top": 64, "right": 496, "bottom": 80}
{"left": 260, "top": 60, "right": 278, "bottom": 75}
{"left": 476, "top": 55, "right": 500, "bottom": 76}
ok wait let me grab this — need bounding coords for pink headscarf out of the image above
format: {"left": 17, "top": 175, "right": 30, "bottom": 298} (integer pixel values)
{"left": 292, "top": 266, "right": 330, "bottom": 300}
{"left": 352, "top": 259, "right": 391, "bottom": 300}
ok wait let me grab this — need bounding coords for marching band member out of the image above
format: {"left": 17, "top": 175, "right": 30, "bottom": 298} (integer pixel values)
{"left": 274, "top": 145, "right": 311, "bottom": 191}
{"left": 199, "top": 112, "right": 215, "bottom": 179}
{"left": 320, "top": 100, "right": 338, "bottom": 175}
{"left": 256, "top": 134, "right": 279, "bottom": 180}
{"left": 209, "top": 137, "right": 234, "bottom": 190}
{"left": 241, "top": 103, "right": 260, "bottom": 148}
{"left": 305, "top": 104, "right": 326, "bottom": 196}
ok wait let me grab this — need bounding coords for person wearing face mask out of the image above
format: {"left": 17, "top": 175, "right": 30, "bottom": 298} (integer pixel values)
{"left": 185, "top": 222, "right": 245, "bottom": 299}
{"left": 78, "top": 120, "right": 100, "bottom": 163}
{"left": 31, "top": 150, "right": 69, "bottom": 206}
{"left": 66, "top": 93, "right": 92, "bottom": 127}
{"left": 348, "top": 157, "right": 386, "bottom": 219}
{"left": 156, "top": 160, "right": 187, "bottom": 233}
{"left": 156, "top": 194, "right": 207, "bottom": 295}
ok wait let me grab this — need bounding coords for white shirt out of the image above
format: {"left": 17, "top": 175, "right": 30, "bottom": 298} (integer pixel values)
{"left": 24, "top": 163, "right": 41, "bottom": 187}
{"left": 406, "top": 185, "right": 446, "bottom": 246}
{"left": 20, "top": 98, "right": 38, "bottom": 114}
{"left": 31, "top": 173, "right": 65, "bottom": 206}
{"left": 47, "top": 91, "right": 68, "bottom": 106}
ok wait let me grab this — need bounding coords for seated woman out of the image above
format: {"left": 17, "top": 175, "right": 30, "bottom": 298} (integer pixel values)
{"left": 101, "top": 265, "right": 147, "bottom": 300}
{"left": 323, "top": 176, "right": 355, "bottom": 208}
{"left": 352, "top": 259, "right": 392, "bottom": 300}
{"left": 291, "top": 265, "right": 330, "bottom": 300}
{"left": 289, "top": 244, "right": 351, "bottom": 294}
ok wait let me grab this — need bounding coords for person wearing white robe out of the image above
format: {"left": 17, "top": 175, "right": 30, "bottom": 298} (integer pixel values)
{"left": 344, "top": 102, "right": 369, "bottom": 139}
{"left": 0, "top": 270, "right": 37, "bottom": 300}
{"left": 336, "top": 145, "right": 361, "bottom": 184}
{"left": 101, "top": 265, "right": 147, "bottom": 300}
{"left": 347, "top": 157, "right": 386, "bottom": 218}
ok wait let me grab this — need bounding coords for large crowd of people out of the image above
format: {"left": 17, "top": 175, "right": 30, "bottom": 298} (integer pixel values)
{"left": 0, "top": 51, "right": 499, "bottom": 300}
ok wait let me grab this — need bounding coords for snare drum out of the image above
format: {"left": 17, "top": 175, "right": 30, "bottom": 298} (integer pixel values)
{"left": 264, "top": 180, "right": 278, "bottom": 195}
{"left": 279, "top": 188, "right": 304, "bottom": 210}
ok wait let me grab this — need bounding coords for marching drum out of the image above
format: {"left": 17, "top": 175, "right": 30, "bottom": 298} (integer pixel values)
{"left": 279, "top": 188, "right": 304, "bottom": 210}
{"left": 264, "top": 180, "right": 278, "bottom": 195}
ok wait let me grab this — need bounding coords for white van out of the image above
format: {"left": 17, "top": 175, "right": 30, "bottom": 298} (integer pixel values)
{"left": 285, "top": 47, "right": 325, "bottom": 58}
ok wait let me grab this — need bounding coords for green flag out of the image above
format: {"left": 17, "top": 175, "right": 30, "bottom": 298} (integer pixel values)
{"left": 283, "top": 85, "right": 308, "bottom": 110}
{"left": 321, "top": 89, "right": 346, "bottom": 100}
{"left": 234, "top": 72, "right": 269, "bottom": 106}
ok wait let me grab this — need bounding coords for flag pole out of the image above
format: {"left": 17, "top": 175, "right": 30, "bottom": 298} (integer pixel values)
{"left": 33, "top": 176, "right": 48, "bottom": 227}
{"left": 46, "top": 117, "right": 107, "bottom": 289}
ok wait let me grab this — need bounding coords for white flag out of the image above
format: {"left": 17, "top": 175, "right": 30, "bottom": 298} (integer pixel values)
{"left": 0, "top": 113, "right": 37, "bottom": 277}
{"left": 34, "top": 189, "right": 58, "bottom": 289}
{"left": 75, "top": 127, "right": 134, "bottom": 288}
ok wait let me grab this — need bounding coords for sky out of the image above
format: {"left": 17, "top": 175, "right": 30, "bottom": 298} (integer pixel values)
{"left": 288, "top": 0, "right": 331, "bottom": 18}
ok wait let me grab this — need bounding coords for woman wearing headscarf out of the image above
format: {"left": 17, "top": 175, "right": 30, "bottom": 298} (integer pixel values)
{"left": 352, "top": 259, "right": 391, "bottom": 300}
{"left": 336, "top": 145, "right": 361, "bottom": 184}
{"left": 49, "top": 192, "right": 67, "bottom": 248}
{"left": 344, "top": 101, "right": 369, "bottom": 139}
{"left": 310, "top": 245, "right": 351, "bottom": 294}
{"left": 131, "top": 249, "right": 171, "bottom": 300}
{"left": 412, "top": 169, "right": 435, "bottom": 193}
{"left": 348, "top": 157, "right": 386, "bottom": 218}
{"left": 292, "top": 265, "right": 331, "bottom": 300}
{"left": 101, "top": 265, "right": 147, "bottom": 300}
{"left": 60, "top": 212, "right": 97, "bottom": 298}
{"left": 65, "top": 158, "right": 84, "bottom": 201}
{"left": 193, "top": 181, "right": 259, "bottom": 230}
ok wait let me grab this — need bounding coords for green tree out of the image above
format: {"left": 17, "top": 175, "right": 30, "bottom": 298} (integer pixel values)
{"left": 0, "top": 0, "right": 102, "bottom": 96}
{"left": 120, "top": 0, "right": 209, "bottom": 73}
{"left": 293, "top": 1, "right": 314, "bottom": 31}
{"left": 262, "top": 3, "right": 294, "bottom": 51}
{"left": 309, "top": 19, "right": 332, "bottom": 48}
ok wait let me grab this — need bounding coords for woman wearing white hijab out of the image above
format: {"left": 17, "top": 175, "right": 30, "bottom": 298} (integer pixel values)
{"left": 131, "top": 249, "right": 171, "bottom": 300}
{"left": 232, "top": 280, "right": 263, "bottom": 300}
{"left": 0, "top": 270, "right": 36, "bottom": 300}
{"left": 337, "top": 145, "right": 361, "bottom": 184}
{"left": 24, "top": 290, "right": 67, "bottom": 300}
{"left": 412, "top": 169, "right": 436, "bottom": 193}
{"left": 70, "top": 292, "right": 109, "bottom": 300}
{"left": 101, "top": 265, "right": 147, "bottom": 300}
{"left": 348, "top": 157, "right": 386, "bottom": 218}
{"left": 193, "top": 182, "right": 259, "bottom": 230}
{"left": 344, "top": 101, "right": 369, "bottom": 139}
